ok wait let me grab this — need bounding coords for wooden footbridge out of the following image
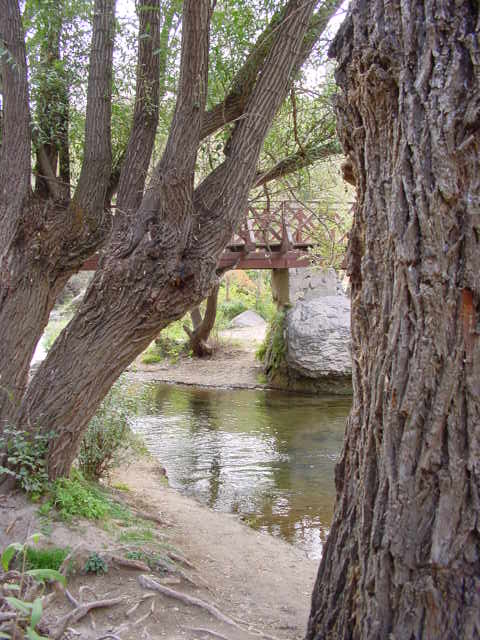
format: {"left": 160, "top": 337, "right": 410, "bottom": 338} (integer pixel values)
{"left": 83, "top": 201, "right": 318, "bottom": 271}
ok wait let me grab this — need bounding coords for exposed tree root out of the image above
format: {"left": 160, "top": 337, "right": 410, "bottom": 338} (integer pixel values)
{"left": 52, "top": 595, "right": 124, "bottom": 640}
{"left": 138, "top": 575, "right": 241, "bottom": 630}
{"left": 111, "top": 555, "right": 150, "bottom": 572}
{"left": 167, "top": 551, "right": 196, "bottom": 570}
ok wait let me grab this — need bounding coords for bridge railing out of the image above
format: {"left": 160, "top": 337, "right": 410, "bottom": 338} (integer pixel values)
{"left": 230, "top": 201, "right": 319, "bottom": 252}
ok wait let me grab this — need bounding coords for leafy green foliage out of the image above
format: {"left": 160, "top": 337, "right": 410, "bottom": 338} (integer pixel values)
{"left": 256, "top": 309, "right": 287, "bottom": 375}
{"left": 0, "top": 429, "right": 52, "bottom": 496}
{"left": 45, "top": 471, "right": 109, "bottom": 521}
{"left": 1, "top": 535, "right": 66, "bottom": 640}
{"left": 83, "top": 552, "right": 108, "bottom": 576}
{"left": 77, "top": 379, "right": 144, "bottom": 481}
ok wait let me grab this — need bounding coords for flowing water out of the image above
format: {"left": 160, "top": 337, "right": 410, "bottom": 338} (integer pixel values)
{"left": 132, "top": 383, "right": 351, "bottom": 560}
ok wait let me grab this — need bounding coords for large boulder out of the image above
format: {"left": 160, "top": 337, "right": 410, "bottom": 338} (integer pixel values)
{"left": 285, "top": 296, "right": 352, "bottom": 394}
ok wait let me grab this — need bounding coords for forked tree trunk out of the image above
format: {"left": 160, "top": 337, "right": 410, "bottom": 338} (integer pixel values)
{"left": 16, "top": 0, "right": 319, "bottom": 480}
{"left": 184, "top": 284, "right": 220, "bottom": 357}
{"left": 306, "top": 3, "right": 480, "bottom": 639}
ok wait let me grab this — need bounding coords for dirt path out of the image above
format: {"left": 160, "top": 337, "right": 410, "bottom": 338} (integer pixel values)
{"left": 130, "top": 326, "right": 269, "bottom": 390}
{"left": 117, "top": 458, "right": 318, "bottom": 639}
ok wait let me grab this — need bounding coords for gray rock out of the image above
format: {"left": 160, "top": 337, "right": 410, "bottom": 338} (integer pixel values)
{"left": 286, "top": 296, "right": 352, "bottom": 382}
{"left": 231, "top": 310, "right": 267, "bottom": 328}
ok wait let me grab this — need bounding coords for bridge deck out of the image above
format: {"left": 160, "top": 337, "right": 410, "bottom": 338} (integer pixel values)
{"left": 82, "top": 202, "right": 317, "bottom": 271}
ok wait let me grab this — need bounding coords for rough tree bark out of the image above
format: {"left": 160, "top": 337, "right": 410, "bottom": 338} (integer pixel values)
{"left": 307, "top": 2, "right": 480, "bottom": 639}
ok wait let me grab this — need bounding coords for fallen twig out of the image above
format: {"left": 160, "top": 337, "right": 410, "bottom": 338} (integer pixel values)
{"left": 59, "top": 544, "right": 82, "bottom": 576}
{"left": 5, "top": 517, "right": 19, "bottom": 535}
{"left": 0, "top": 613, "right": 16, "bottom": 622}
{"left": 52, "top": 596, "right": 124, "bottom": 640}
{"left": 166, "top": 552, "right": 196, "bottom": 570}
{"left": 184, "top": 626, "right": 232, "bottom": 640}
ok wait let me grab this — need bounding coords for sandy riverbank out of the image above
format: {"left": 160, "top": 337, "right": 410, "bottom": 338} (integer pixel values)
{"left": 1, "top": 455, "right": 317, "bottom": 640}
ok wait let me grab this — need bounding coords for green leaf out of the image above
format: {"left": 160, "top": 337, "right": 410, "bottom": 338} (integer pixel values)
{"left": 26, "top": 628, "right": 49, "bottom": 640}
{"left": 30, "top": 598, "right": 43, "bottom": 629}
{"left": 1, "top": 543, "right": 24, "bottom": 570}
{"left": 26, "top": 569, "right": 66, "bottom": 586}
{"left": 0, "top": 632, "right": 12, "bottom": 639}
{"left": 31, "top": 533, "right": 42, "bottom": 545}
{"left": 5, "top": 596, "right": 33, "bottom": 614}
{"left": 4, "top": 584, "right": 20, "bottom": 591}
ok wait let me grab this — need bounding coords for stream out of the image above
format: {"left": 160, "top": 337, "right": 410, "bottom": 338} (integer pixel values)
{"left": 132, "top": 383, "right": 351, "bottom": 560}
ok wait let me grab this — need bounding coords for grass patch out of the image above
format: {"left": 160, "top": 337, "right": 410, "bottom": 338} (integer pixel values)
{"left": 24, "top": 546, "right": 70, "bottom": 572}
{"left": 141, "top": 351, "right": 164, "bottom": 365}
{"left": 111, "top": 482, "right": 130, "bottom": 492}
{"left": 118, "top": 526, "right": 156, "bottom": 544}
{"left": 256, "top": 309, "right": 288, "bottom": 375}
{"left": 125, "top": 549, "right": 175, "bottom": 573}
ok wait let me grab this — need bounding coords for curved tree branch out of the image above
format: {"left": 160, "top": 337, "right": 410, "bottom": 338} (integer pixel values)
{"left": 253, "top": 139, "right": 340, "bottom": 188}
{"left": 192, "top": 0, "right": 319, "bottom": 263}
{"left": 115, "top": 0, "right": 163, "bottom": 219}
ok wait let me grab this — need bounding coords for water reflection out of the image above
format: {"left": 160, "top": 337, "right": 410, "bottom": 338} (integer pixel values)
{"left": 132, "top": 384, "right": 350, "bottom": 559}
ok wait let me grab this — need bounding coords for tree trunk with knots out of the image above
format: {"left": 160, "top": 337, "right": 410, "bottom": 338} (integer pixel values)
{"left": 307, "top": 2, "right": 480, "bottom": 639}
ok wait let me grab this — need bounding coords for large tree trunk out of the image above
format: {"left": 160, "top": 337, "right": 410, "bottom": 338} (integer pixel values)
{"left": 307, "top": 2, "right": 480, "bottom": 639}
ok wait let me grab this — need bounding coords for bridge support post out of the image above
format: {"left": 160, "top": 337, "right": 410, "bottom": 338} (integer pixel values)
{"left": 271, "top": 268, "right": 291, "bottom": 308}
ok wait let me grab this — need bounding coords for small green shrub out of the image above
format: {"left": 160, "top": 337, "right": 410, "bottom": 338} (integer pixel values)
{"left": 125, "top": 549, "right": 174, "bottom": 573}
{"left": 84, "top": 552, "right": 108, "bottom": 575}
{"left": 47, "top": 472, "right": 109, "bottom": 521}
{"left": 141, "top": 352, "right": 164, "bottom": 365}
{"left": 78, "top": 379, "right": 144, "bottom": 481}
{"left": 218, "top": 299, "right": 248, "bottom": 322}
{"left": 0, "top": 429, "right": 52, "bottom": 497}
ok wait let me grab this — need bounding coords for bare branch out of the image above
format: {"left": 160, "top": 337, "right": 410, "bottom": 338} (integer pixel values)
{"left": 253, "top": 140, "right": 340, "bottom": 188}
{"left": 72, "top": 0, "right": 116, "bottom": 221}
{"left": 115, "top": 0, "right": 163, "bottom": 217}
{"left": 136, "top": 0, "right": 211, "bottom": 243}
{"left": 192, "top": 0, "right": 318, "bottom": 259}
